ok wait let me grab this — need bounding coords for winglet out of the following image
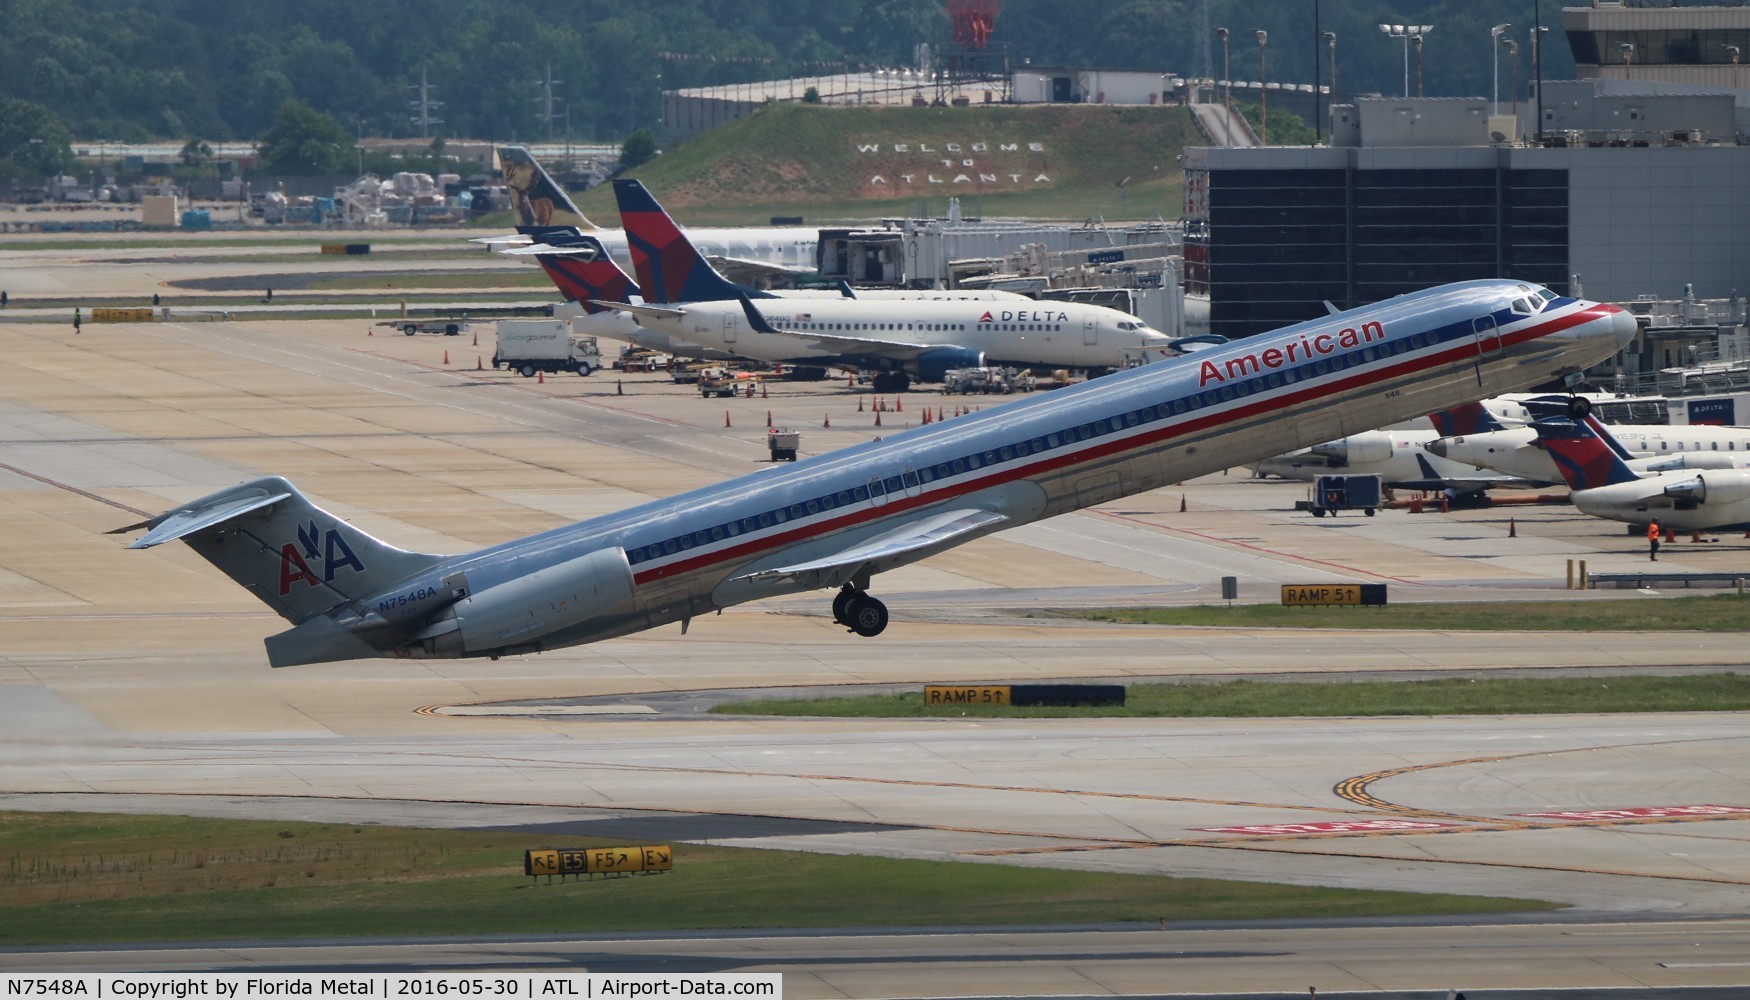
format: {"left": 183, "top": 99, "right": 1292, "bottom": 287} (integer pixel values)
{"left": 737, "top": 294, "right": 780, "bottom": 334}
{"left": 837, "top": 280, "right": 859, "bottom": 299}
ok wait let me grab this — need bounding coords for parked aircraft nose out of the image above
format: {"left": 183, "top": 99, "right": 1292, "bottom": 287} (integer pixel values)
{"left": 1424, "top": 438, "right": 1451, "bottom": 459}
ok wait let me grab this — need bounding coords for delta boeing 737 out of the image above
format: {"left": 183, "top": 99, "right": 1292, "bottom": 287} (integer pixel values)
{"left": 121, "top": 280, "right": 1633, "bottom": 666}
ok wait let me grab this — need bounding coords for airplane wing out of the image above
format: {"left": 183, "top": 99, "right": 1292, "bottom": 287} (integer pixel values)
{"left": 732, "top": 295, "right": 955, "bottom": 362}
{"left": 471, "top": 233, "right": 533, "bottom": 247}
{"left": 731, "top": 508, "right": 1009, "bottom": 588}
{"left": 708, "top": 255, "right": 815, "bottom": 285}
{"left": 756, "top": 326, "right": 959, "bottom": 362}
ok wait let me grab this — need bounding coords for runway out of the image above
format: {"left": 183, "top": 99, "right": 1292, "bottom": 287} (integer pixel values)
{"left": 3, "top": 248, "right": 1750, "bottom": 992}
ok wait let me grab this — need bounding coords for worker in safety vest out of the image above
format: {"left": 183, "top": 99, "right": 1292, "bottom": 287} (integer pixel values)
{"left": 1648, "top": 519, "right": 1661, "bottom": 561}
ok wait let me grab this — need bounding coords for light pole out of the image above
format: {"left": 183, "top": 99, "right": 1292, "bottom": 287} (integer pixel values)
{"left": 1215, "top": 27, "right": 1230, "bottom": 145}
{"left": 1531, "top": 21, "right": 1549, "bottom": 143}
{"left": 1618, "top": 41, "right": 1635, "bottom": 79}
{"left": 1502, "top": 39, "right": 1519, "bottom": 117}
{"left": 1413, "top": 33, "right": 1428, "bottom": 96}
{"left": 1254, "top": 30, "right": 1268, "bottom": 145}
{"left": 1491, "top": 23, "right": 1511, "bottom": 113}
{"left": 1379, "top": 24, "right": 1434, "bottom": 98}
{"left": 1727, "top": 44, "right": 1741, "bottom": 89}
{"left": 1323, "top": 31, "right": 1338, "bottom": 116}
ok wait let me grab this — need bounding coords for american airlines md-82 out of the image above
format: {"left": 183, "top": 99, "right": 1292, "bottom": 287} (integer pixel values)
{"left": 122, "top": 281, "right": 1633, "bottom": 666}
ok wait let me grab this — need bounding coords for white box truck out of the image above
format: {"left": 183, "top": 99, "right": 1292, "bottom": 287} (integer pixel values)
{"left": 493, "top": 319, "right": 603, "bottom": 377}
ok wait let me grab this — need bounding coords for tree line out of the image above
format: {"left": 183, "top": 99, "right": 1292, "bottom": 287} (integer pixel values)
{"left": 0, "top": 0, "right": 1570, "bottom": 176}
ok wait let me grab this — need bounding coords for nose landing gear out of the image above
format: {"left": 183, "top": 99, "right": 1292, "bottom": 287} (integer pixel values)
{"left": 832, "top": 583, "right": 889, "bottom": 637}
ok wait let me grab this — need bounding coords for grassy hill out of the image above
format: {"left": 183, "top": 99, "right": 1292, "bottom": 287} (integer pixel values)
{"left": 572, "top": 102, "right": 1201, "bottom": 226}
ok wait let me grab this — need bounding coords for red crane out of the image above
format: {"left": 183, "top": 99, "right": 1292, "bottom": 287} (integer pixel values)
{"left": 947, "top": 0, "right": 1001, "bottom": 51}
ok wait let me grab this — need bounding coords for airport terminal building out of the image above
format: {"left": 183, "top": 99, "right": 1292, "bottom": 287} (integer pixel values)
{"left": 1183, "top": 85, "right": 1750, "bottom": 350}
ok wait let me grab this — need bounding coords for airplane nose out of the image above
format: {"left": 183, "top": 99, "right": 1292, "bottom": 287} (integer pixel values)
{"left": 1610, "top": 306, "right": 1638, "bottom": 350}
{"left": 1424, "top": 438, "right": 1450, "bottom": 459}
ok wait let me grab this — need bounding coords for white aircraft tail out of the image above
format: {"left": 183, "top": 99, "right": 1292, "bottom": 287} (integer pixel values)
{"left": 495, "top": 146, "right": 597, "bottom": 230}
{"left": 122, "top": 477, "right": 445, "bottom": 625}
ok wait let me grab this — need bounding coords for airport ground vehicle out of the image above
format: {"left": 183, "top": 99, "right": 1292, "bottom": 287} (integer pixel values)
{"left": 1297, "top": 474, "right": 1382, "bottom": 517}
{"left": 380, "top": 318, "right": 469, "bottom": 336}
{"left": 699, "top": 369, "right": 759, "bottom": 398}
{"left": 942, "top": 367, "right": 1037, "bottom": 394}
{"left": 767, "top": 428, "right": 801, "bottom": 462}
{"left": 491, "top": 320, "right": 603, "bottom": 377}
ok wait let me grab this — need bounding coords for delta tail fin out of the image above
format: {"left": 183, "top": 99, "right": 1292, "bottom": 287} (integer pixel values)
{"left": 508, "top": 231, "right": 641, "bottom": 313}
{"left": 123, "top": 477, "right": 445, "bottom": 626}
{"left": 496, "top": 146, "right": 596, "bottom": 230}
{"left": 613, "top": 178, "right": 774, "bottom": 304}
{"left": 1530, "top": 418, "right": 1644, "bottom": 491}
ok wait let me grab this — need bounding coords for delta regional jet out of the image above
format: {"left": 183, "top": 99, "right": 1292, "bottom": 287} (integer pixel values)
{"left": 122, "top": 281, "right": 1633, "bottom": 666}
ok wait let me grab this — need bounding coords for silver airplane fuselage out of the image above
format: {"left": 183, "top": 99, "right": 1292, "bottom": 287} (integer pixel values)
{"left": 131, "top": 280, "right": 1634, "bottom": 666}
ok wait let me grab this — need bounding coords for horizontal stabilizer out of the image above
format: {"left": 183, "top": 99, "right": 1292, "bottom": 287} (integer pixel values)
{"left": 502, "top": 243, "right": 602, "bottom": 258}
{"left": 125, "top": 487, "right": 291, "bottom": 549}
{"left": 732, "top": 508, "right": 1008, "bottom": 585}
{"left": 596, "top": 300, "right": 686, "bottom": 320}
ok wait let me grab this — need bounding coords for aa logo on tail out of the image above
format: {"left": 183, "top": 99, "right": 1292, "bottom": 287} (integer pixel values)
{"left": 279, "top": 521, "right": 366, "bottom": 595}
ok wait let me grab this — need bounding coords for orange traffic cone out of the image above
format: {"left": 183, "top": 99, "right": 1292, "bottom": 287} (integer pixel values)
{"left": 896, "top": 396, "right": 903, "bottom": 412}
{"left": 471, "top": 330, "right": 478, "bottom": 346}
{"left": 366, "top": 326, "right": 373, "bottom": 336}
{"left": 442, "top": 350, "right": 450, "bottom": 365}
{"left": 922, "top": 408, "right": 931, "bottom": 424}
{"left": 1665, "top": 527, "right": 1677, "bottom": 542}
{"left": 766, "top": 410, "right": 772, "bottom": 427}
{"left": 725, "top": 410, "right": 732, "bottom": 428}
{"left": 1509, "top": 517, "right": 1517, "bottom": 538}
{"left": 1179, "top": 494, "right": 1187, "bottom": 512}
{"left": 875, "top": 411, "right": 882, "bottom": 427}
{"left": 537, "top": 370, "right": 544, "bottom": 383}
{"left": 475, "top": 356, "right": 483, "bottom": 370}
{"left": 858, "top": 397, "right": 865, "bottom": 412}
{"left": 761, "top": 381, "right": 768, "bottom": 399}
{"left": 1692, "top": 530, "right": 1704, "bottom": 543}
{"left": 937, "top": 406, "right": 944, "bottom": 422}
{"left": 823, "top": 414, "right": 831, "bottom": 428}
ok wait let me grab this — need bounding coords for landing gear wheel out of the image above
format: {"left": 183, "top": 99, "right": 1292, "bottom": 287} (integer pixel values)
{"left": 832, "top": 586, "right": 858, "bottom": 624}
{"left": 1567, "top": 395, "right": 1592, "bottom": 419}
{"left": 845, "top": 594, "right": 888, "bottom": 637}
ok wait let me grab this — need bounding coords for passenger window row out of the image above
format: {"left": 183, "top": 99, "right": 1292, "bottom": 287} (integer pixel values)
{"left": 626, "top": 324, "right": 1453, "bottom": 567}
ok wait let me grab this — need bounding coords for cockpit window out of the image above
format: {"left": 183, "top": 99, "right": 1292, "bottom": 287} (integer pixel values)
{"left": 1511, "top": 297, "right": 1536, "bottom": 315}
{"left": 1536, "top": 288, "right": 1557, "bottom": 304}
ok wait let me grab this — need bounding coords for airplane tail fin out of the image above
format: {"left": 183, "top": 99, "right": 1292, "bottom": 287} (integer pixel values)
{"left": 123, "top": 477, "right": 445, "bottom": 626}
{"left": 613, "top": 178, "right": 752, "bottom": 304}
{"left": 510, "top": 231, "right": 641, "bottom": 313}
{"left": 496, "top": 146, "right": 596, "bottom": 230}
{"left": 1427, "top": 401, "right": 1507, "bottom": 437}
{"left": 1530, "top": 418, "right": 1643, "bottom": 491}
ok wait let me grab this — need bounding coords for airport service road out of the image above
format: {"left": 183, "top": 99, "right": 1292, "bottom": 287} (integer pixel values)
{"left": 4, "top": 919, "right": 1750, "bottom": 997}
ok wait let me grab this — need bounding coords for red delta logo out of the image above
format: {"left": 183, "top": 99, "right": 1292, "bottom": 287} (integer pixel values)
{"left": 279, "top": 521, "right": 366, "bottom": 595}
{"left": 1198, "top": 320, "right": 1387, "bottom": 388}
